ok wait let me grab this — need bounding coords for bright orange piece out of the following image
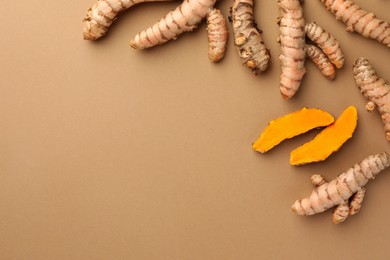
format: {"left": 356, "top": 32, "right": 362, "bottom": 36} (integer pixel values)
{"left": 290, "top": 106, "right": 358, "bottom": 165}
{"left": 252, "top": 108, "right": 334, "bottom": 153}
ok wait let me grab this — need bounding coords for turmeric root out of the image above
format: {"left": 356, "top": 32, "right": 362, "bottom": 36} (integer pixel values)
{"left": 231, "top": 0, "right": 270, "bottom": 74}
{"left": 353, "top": 57, "right": 390, "bottom": 141}
{"left": 292, "top": 152, "right": 390, "bottom": 224}
{"left": 278, "top": 0, "right": 306, "bottom": 98}
{"left": 207, "top": 9, "right": 228, "bottom": 62}
{"left": 290, "top": 106, "right": 357, "bottom": 165}
{"left": 130, "top": 0, "right": 217, "bottom": 49}
{"left": 83, "top": 0, "right": 176, "bottom": 40}
{"left": 252, "top": 108, "right": 334, "bottom": 153}
{"left": 319, "top": 0, "right": 390, "bottom": 48}
{"left": 306, "top": 45, "right": 336, "bottom": 80}
{"left": 305, "top": 22, "right": 344, "bottom": 69}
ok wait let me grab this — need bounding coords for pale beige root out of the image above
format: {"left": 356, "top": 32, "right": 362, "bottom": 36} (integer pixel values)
{"left": 311, "top": 174, "right": 326, "bottom": 186}
{"left": 278, "top": 0, "right": 306, "bottom": 99}
{"left": 232, "top": 0, "right": 270, "bottom": 74}
{"left": 320, "top": 0, "right": 390, "bottom": 48}
{"left": 207, "top": 9, "right": 228, "bottom": 62}
{"left": 83, "top": 0, "right": 176, "bottom": 40}
{"left": 349, "top": 188, "right": 366, "bottom": 215}
{"left": 292, "top": 152, "right": 390, "bottom": 223}
{"left": 332, "top": 201, "right": 349, "bottom": 224}
{"left": 306, "top": 45, "right": 336, "bottom": 80}
{"left": 353, "top": 57, "right": 390, "bottom": 141}
{"left": 305, "top": 22, "right": 344, "bottom": 68}
{"left": 130, "top": 0, "right": 217, "bottom": 49}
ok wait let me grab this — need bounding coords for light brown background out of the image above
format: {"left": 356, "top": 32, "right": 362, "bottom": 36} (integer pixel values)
{"left": 1, "top": 0, "right": 390, "bottom": 259}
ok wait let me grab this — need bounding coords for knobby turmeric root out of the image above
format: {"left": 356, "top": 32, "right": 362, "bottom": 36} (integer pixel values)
{"left": 292, "top": 152, "right": 390, "bottom": 224}
{"left": 319, "top": 0, "right": 390, "bottom": 48}
{"left": 252, "top": 108, "right": 334, "bottom": 153}
{"left": 83, "top": 0, "right": 176, "bottom": 40}
{"left": 130, "top": 0, "right": 216, "bottom": 49}
{"left": 353, "top": 57, "right": 390, "bottom": 141}
{"left": 278, "top": 0, "right": 306, "bottom": 98}
{"left": 207, "top": 9, "right": 228, "bottom": 62}
{"left": 305, "top": 22, "right": 344, "bottom": 69}
{"left": 290, "top": 106, "right": 357, "bottom": 165}
{"left": 306, "top": 44, "right": 336, "bottom": 80}
{"left": 232, "top": 0, "right": 271, "bottom": 74}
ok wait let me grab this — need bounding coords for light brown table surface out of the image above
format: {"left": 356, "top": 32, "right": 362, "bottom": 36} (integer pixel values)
{"left": 1, "top": 0, "right": 390, "bottom": 259}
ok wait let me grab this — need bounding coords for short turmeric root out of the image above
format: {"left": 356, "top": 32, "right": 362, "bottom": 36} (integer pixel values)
{"left": 83, "top": 0, "right": 175, "bottom": 40}
{"left": 252, "top": 108, "right": 334, "bottom": 153}
{"left": 232, "top": 0, "right": 270, "bottom": 74}
{"left": 207, "top": 9, "right": 228, "bottom": 62}
{"left": 292, "top": 152, "right": 390, "bottom": 224}
{"left": 130, "top": 0, "right": 217, "bottom": 49}
{"left": 305, "top": 22, "right": 344, "bottom": 69}
{"left": 319, "top": 0, "right": 390, "bottom": 48}
{"left": 278, "top": 0, "right": 306, "bottom": 98}
{"left": 290, "top": 106, "right": 357, "bottom": 165}
{"left": 306, "top": 45, "right": 336, "bottom": 80}
{"left": 353, "top": 57, "right": 390, "bottom": 141}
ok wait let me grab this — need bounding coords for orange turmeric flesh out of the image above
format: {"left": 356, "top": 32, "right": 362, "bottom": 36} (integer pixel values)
{"left": 252, "top": 108, "right": 334, "bottom": 153}
{"left": 290, "top": 106, "right": 358, "bottom": 165}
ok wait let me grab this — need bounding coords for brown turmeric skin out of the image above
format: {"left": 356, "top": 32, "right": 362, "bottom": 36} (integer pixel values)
{"left": 319, "top": 0, "right": 390, "bottom": 48}
{"left": 207, "top": 9, "right": 228, "bottom": 62}
{"left": 353, "top": 57, "right": 390, "bottom": 141}
{"left": 83, "top": 0, "right": 176, "bottom": 40}
{"left": 306, "top": 44, "right": 336, "bottom": 80}
{"left": 232, "top": 0, "right": 270, "bottom": 74}
{"left": 278, "top": 0, "right": 306, "bottom": 98}
{"left": 292, "top": 152, "right": 390, "bottom": 224}
{"left": 305, "top": 22, "right": 344, "bottom": 69}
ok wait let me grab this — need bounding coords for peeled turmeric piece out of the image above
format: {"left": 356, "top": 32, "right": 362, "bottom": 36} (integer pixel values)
{"left": 290, "top": 106, "right": 357, "bottom": 165}
{"left": 252, "top": 108, "right": 334, "bottom": 153}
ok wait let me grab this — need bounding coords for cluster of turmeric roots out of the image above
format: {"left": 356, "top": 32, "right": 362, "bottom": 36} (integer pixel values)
{"left": 82, "top": 1, "right": 390, "bottom": 224}
{"left": 83, "top": 0, "right": 389, "bottom": 97}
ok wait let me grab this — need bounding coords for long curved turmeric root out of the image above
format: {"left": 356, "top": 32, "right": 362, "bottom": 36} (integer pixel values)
{"left": 207, "top": 9, "right": 228, "bottom": 62}
{"left": 232, "top": 0, "right": 271, "bottom": 74}
{"left": 292, "top": 152, "right": 390, "bottom": 224}
{"left": 252, "top": 108, "right": 334, "bottom": 153}
{"left": 83, "top": 0, "right": 176, "bottom": 40}
{"left": 278, "top": 0, "right": 306, "bottom": 99}
{"left": 353, "top": 57, "right": 390, "bottom": 141}
{"left": 305, "top": 22, "right": 344, "bottom": 69}
{"left": 290, "top": 106, "right": 357, "bottom": 165}
{"left": 319, "top": 0, "right": 390, "bottom": 48}
{"left": 306, "top": 45, "right": 336, "bottom": 80}
{"left": 130, "top": 0, "right": 216, "bottom": 49}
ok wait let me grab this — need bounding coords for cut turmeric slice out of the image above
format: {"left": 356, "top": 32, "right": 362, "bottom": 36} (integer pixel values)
{"left": 290, "top": 106, "right": 358, "bottom": 165}
{"left": 252, "top": 108, "right": 334, "bottom": 153}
